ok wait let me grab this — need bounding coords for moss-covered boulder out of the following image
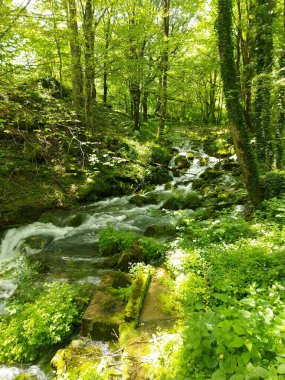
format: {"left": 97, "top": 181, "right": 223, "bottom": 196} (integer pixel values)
{"left": 81, "top": 272, "right": 132, "bottom": 340}
{"left": 129, "top": 195, "right": 148, "bottom": 207}
{"left": 192, "top": 178, "right": 207, "bottom": 191}
{"left": 117, "top": 241, "right": 145, "bottom": 271}
{"left": 124, "top": 266, "right": 152, "bottom": 324}
{"left": 200, "top": 168, "right": 223, "bottom": 182}
{"left": 144, "top": 224, "right": 176, "bottom": 238}
{"left": 51, "top": 339, "right": 104, "bottom": 379}
{"left": 146, "top": 167, "right": 173, "bottom": 185}
{"left": 184, "top": 191, "right": 202, "bottom": 209}
{"left": 129, "top": 193, "right": 160, "bottom": 207}
{"left": 67, "top": 213, "right": 86, "bottom": 227}
{"left": 198, "top": 155, "right": 210, "bottom": 166}
{"left": 150, "top": 146, "right": 172, "bottom": 166}
{"left": 174, "top": 155, "right": 190, "bottom": 170}
{"left": 98, "top": 228, "right": 137, "bottom": 257}
{"left": 161, "top": 195, "right": 184, "bottom": 210}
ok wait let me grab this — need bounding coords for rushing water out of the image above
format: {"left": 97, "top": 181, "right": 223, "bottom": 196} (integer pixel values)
{"left": 0, "top": 146, "right": 219, "bottom": 379}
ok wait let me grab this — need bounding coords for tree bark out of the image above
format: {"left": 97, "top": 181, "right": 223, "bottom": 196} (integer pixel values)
{"left": 253, "top": 0, "right": 274, "bottom": 166}
{"left": 83, "top": 0, "right": 95, "bottom": 129}
{"left": 158, "top": 0, "right": 170, "bottom": 138}
{"left": 66, "top": 0, "right": 84, "bottom": 118}
{"left": 217, "top": 0, "right": 264, "bottom": 207}
{"left": 276, "top": 0, "right": 285, "bottom": 168}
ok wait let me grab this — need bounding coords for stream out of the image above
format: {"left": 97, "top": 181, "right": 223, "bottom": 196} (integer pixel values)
{"left": 0, "top": 146, "right": 220, "bottom": 379}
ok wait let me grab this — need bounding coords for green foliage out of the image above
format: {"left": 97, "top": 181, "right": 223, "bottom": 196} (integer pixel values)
{"left": 138, "top": 236, "right": 167, "bottom": 262}
{"left": 150, "top": 146, "right": 172, "bottom": 166}
{"left": 180, "top": 215, "right": 256, "bottom": 246}
{"left": 98, "top": 227, "right": 138, "bottom": 256}
{"left": 175, "top": 285, "right": 285, "bottom": 380}
{"left": 204, "top": 244, "right": 285, "bottom": 297}
{"left": 257, "top": 196, "right": 285, "bottom": 223}
{"left": 0, "top": 282, "right": 83, "bottom": 363}
{"left": 261, "top": 172, "right": 285, "bottom": 199}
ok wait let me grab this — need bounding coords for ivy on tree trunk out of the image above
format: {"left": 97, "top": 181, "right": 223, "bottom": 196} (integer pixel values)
{"left": 217, "top": 0, "right": 264, "bottom": 207}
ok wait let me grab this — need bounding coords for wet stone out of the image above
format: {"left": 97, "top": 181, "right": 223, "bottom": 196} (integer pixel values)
{"left": 81, "top": 272, "right": 132, "bottom": 341}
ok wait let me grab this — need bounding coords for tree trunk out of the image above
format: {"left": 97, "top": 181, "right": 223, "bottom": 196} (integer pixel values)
{"left": 217, "top": 0, "right": 264, "bottom": 207}
{"left": 142, "top": 91, "right": 148, "bottom": 122}
{"left": 158, "top": 0, "right": 170, "bottom": 139}
{"left": 253, "top": 0, "right": 274, "bottom": 166}
{"left": 276, "top": 0, "right": 285, "bottom": 168}
{"left": 130, "top": 83, "right": 141, "bottom": 131}
{"left": 84, "top": 0, "right": 95, "bottom": 129}
{"left": 103, "top": 15, "right": 111, "bottom": 105}
{"left": 66, "top": 0, "right": 84, "bottom": 118}
{"left": 51, "top": 0, "right": 63, "bottom": 99}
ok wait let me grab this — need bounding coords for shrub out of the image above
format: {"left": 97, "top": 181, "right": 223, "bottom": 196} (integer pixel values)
{"left": 261, "top": 171, "right": 285, "bottom": 199}
{"left": 173, "top": 286, "right": 285, "bottom": 380}
{"left": 0, "top": 282, "right": 83, "bottom": 363}
{"left": 139, "top": 237, "right": 167, "bottom": 262}
{"left": 98, "top": 227, "right": 138, "bottom": 256}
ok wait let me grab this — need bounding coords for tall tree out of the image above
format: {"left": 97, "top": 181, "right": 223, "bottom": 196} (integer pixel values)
{"left": 217, "top": 0, "right": 264, "bottom": 207}
{"left": 83, "top": 0, "right": 96, "bottom": 129}
{"left": 276, "top": 0, "right": 285, "bottom": 168}
{"left": 158, "top": 0, "right": 170, "bottom": 138}
{"left": 66, "top": 0, "right": 84, "bottom": 117}
{"left": 253, "top": 0, "right": 274, "bottom": 166}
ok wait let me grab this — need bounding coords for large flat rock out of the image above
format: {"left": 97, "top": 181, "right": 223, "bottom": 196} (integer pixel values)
{"left": 81, "top": 271, "right": 131, "bottom": 340}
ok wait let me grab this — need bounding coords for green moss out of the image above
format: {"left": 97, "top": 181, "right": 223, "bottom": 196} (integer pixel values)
{"left": 124, "top": 266, "right": 152, "bottom": 324}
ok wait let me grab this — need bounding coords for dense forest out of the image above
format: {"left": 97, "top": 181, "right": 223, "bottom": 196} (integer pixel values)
{"left": 2, "top": 0, "right": 285, "bottom": 379}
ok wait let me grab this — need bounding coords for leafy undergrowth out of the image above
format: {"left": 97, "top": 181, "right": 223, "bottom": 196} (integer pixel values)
{"left": 141, "top": 202, "right": 285, "bottom": 380}
{"left": 0, "top": 258, "right": 91, "bottom": 365}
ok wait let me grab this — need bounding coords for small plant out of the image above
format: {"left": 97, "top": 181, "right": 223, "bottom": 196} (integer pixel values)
{"left": 98, "top": 227, "right": 138, "bottom": 256}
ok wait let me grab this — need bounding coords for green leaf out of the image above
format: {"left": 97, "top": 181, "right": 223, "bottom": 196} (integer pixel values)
{"left": 211, "top": 369, "right": 226, "bottom": 380}
{"left": 255, "top": 367, "right": 269, "bottom": 378}
{"left": 228, "top": 336, "right": 244, "bottom": 348}
{"left": 229, "top": 375, "right": 244, "bottom": 380}
{"left": 220, "top": 356, "right": 237, "bottom": 374}
{"left": 245, "top": 341, "right": 253, "bottom": 352}
{"left": 277, "top": 364, "right": 285, "bottom": 374}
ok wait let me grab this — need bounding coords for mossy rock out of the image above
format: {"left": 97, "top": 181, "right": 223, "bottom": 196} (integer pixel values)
{"left": 117, "top": 241, "right": 145, "bottom": 271}
{"left": 98, "top": 228, "right": 137, "bottom": 257}
{"left": 144, "top": 224, "right": 176, "bottom": 238}
{"left": 202, "top": 197, "right": 219, "bottom": 208}
{"left": 124, "top": 266, "right": 152, "bottom": 324}
{"left": 200, "top": 168, "right": 223, "bottom": 182}
{"left": 81, "top": 272, "right": 131, "bottom": 340}
{"left": 174, "top": 155, "right": 190, "bottom": 170}
{"left": 193, "top": 207, "right": 216, "bottom": 220}
{"left": 23, "top": 235, "right": 53, "bottom": 250}
{"left": 187, "top": 152, "right": 195, "bottom": 161}
{"left": 51, "top": 339, "right": 102, "bottom": 378}
{"left": 192, "top": 178, "right": 207, "bottom": 191}
{"left": 129, "top": 193, "right": 159, "bottom": 207}
{"left": 146, "top": 167, "right": 173, "bottom": 185}
{"left": 161, "top": 195, "right": 184, "bottom": 210}
{"left": 67, "top": 213, "right": 85, "bottom": 227}
{"left": 184, "top": 191, "right": 202, "bottom": 209}
{"left": 198, "top": 156, "right": 210, "bottom": 166}
{"left": 221, "top": 158, "right": 240, "bottom": 172}
{"left": 150, "top": 146, "right": 172, "bottom": 166}
{"left": 129, "top": 195, "right": 147, "bottom": 207}
{"left": 164, "top": 182, "right": 176, "bottom": 191}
